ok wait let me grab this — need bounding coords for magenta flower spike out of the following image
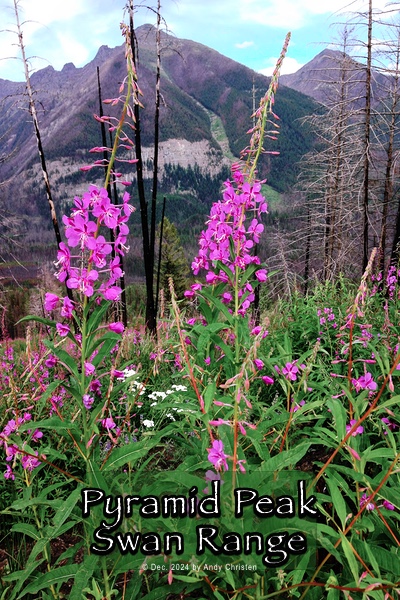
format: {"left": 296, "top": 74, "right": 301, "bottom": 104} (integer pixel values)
{"left": 207, "top": 440, "right": 229, "bottom": 472}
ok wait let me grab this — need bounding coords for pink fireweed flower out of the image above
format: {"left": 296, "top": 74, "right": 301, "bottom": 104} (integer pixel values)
{"left": 209, "top": 419, "right": 231, "bottom": 427}
{"left": 31, "top": 429, "right": 43, "bottom": 442}
{"left": 360, "top": 494, "right": 375, "bottom": 511}
{"left": 346, "top": 420, "right": 364, "bottom": 436}
{"left": 262, "top": 375, "right": 274, "bottom": 385}
{"left": 207, "top": 440, "right": 229, "bottom": 472}
{"left": 102, "top": 417, "right": 116, "bottom": 430}
{"left": 54, "top": 243, "right": 71, "bottom": 281}
{"left": 108, "top": 256, "right": 124, "bottom": 282}
{"left": 56, "top": 323, "right": 70, "bottom": 337}
{"left": 247, "top": 218, "right": 264, "bottom": 243}
{"left": 382, "top": 500, "right": 395, "bottom": 510}
{"left": 204, "top": 270, "right": 218, "bottom": 284}
{"left": 5, "top": 444, "right": 19, "bottom": 461}
{"left": 21, "top": 452, "right": 42, "bottom": 472}
{"left": 255, "top": 269, "right": 268, "bottom": 282}
{"left": 44, "top": 293, "right": 60, "bottom": 312}
{"left": 100, "top": 284, "right": 122, "bottom": 301}
{"left": 205, "top": 470, "right": 222, "bottom": 483}
{"left": 352, "top": 372, "right": 377, "bottom": 392}
{"left": 83, "top": 394, "right": 94, "bottom": 410}
{"left": 67, "top": 268, "right": 99, "bottom": 297}
{"left": 84, "top": 362, "right": 96, "bottom": 377}
{"left": 291, "top": 399, "right": 306, "bottom": 413}
{"left": 221, "top": 292, "right": 233, "bottom": 304}
{"left": 112, "top": 369, "right": 125, "bottom": 379}
{"left": 109, "top": 322, "right": 125, "bottom": 334}
{"left": 238, "top": 421, "right": 257, "bottom": 435}
{"left": 190, "top": 168, "right": 268, "bottom": 313}
{"left": 53, "top": 186, "right": 133, "bottom": 303}
{"left": 254, "top": 358, "right": 264, "bottom": 370}
{"left": 381, "top": 417, "right": 398, "bottom": 433}
{"left": 3, "top": 419, "right": 17, "bottom": 436}
{"left": 92, "top": 195, "right": 120, "bottom": 229}
{"left": 282, "top": 362, "right": 299, "bottom": 382}
{"left": 90, "top": 379, "right": 102, "bottom": 395}
{"left": 4, "top": 465, "right": 15, "bottom": 480}
{"left": 64, "top": 213, "right": 97, "bottom": 249}
{"left": 346, "top": 446, "right": 361, "bottom": 461}
{"left": 60, "top": 296, "right": 74, "bottom": 319}
{"left": 87, "top": 235, "right": 113, "bottom": 268}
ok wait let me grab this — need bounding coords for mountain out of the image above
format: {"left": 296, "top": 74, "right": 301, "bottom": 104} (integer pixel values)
{"left": 0, "top": 25, "right": 317, "bottom": 186}
{"left": 0, "top": 24, "right": 318, "bottom": 279}
{"left": 280, "top": 48, "right": 389, "bottom": 109}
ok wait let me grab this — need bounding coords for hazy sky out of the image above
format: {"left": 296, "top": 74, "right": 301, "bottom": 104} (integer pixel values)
{"left": 0, "top": 0, "right": 394, "bottom": 82}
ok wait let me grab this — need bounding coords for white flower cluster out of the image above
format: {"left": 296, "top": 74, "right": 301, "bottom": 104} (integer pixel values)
{"left": 128, "top": 379, "right": 146, "bottom": 396}
{"left": 123, "top": 368, "right": 137, "bottom": 379}
{"left": 148, "top": 384, "right": 187, "bottom": 406}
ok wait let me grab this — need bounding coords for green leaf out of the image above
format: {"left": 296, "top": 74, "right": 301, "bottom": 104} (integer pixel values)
{"left": 199, "top": 287, "right": 234, "bottom": 325}
{"left": 327, "top": 398, "right": 346, "bottom": 440}
{"left": 325, "top": 476, "right": 347, "bottom": 529}
{"left": 204, "top": 381, "right": 217, "bottom": 412}
{"left": 123, "top": 572, "right": 144, "bottom": 600}
{"left": 141, "top": 582, "right": 196, "bottom": 600}
{"left": 90, "top": 333, "right": 121, "bottom": 367}
{"left": 69, "top": 554, "right": 99, "bottom": 600}
{"left": 3, "top": 560, "right": 46, "bottom": 600}
{"left": 19, "top": 565, "right": 79, "bottom": 597}
{"left": 210, "top": 333, "right": 234, "bottom": 363}
{"left": 262, "top": 442, "right": 311, "bottom": 471}
{"left": 173, "top": 575, "right": 199, "bottom": 583}
{"left": 42, "top": 339, "right": 80, "bottom": 380}
{"left": 19, "top": 416, "right": 80, "bottom": 435}
{"left": 52, "top": 486, "right": 82, "bottom": 532}
{"left": 17, "top": 315, "right": 56, "bottom": 327}
{"left": 340, "top": 534, "right": 359, "bottom": 584}
{"left": 86, "top": 298, "right": 111, "bottom": 335}
{"left": 87, "top": 459, "right": 109, "bottom": 491}
{"left": 10, "top": 523, "right": 40, "bottom": 541}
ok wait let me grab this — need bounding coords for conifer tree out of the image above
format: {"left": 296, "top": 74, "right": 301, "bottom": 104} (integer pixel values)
{"left": 158, "top": 217, "right": 189, "bottom": 302}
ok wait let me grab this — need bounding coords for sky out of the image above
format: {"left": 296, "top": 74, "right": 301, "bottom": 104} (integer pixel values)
{"left": 0, "top": 0, "right": 395, "bottom": 82}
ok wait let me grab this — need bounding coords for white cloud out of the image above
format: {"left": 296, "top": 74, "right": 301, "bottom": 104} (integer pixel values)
{"left": 239, "top": 0, "right": 392, "bottom": 29}
{"left": 259, "top": 56, "right": 305, "bottom": 76}
{"left": 235, "top": 40, "right": 254, "bottom": 49}
{"left": 57, "top": 32, "right": 90, "bottom": 69}
{"left": 0, "top": 0, "right": 124, "bottom": 78}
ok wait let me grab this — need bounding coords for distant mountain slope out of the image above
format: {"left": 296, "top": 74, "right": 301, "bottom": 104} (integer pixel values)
{"left": 0, "top": 24, "right": 318, "bottom": 198}
{"left": 280, "top": 48, "right": 389, "bottom": 109}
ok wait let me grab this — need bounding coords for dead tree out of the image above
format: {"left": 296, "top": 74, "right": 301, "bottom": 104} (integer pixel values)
{"left": 12, "top": 0, "right": 74, "bottom": 303}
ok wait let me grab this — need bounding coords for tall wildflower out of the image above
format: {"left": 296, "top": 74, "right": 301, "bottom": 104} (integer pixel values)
{"left": 52, "top": 185, "right": 134, "bottom": 305}
{"left": 188, "top": 32, "right": 291, "bottom": 318}
{"left": 181, "top": 33, "right": 291, "bottom": 479}
{"left": 10, "top": 23, "right": 141, "bottom": 483}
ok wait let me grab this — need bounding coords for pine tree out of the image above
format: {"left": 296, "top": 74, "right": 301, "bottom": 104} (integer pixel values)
{"left": 158, "top": 217, "right": 189, "bottom": 303}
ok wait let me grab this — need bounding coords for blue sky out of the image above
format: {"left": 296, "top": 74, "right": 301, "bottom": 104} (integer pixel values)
{"left": 0, "top": 0, "right": 392, "bottom": 81}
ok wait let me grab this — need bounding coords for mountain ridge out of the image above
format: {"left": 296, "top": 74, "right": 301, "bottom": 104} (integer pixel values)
{"left": 280, "top": 47, "right": 389, "bottom": 107}
{"left": 0, "top": 24, "right": 318, "bottom": 277}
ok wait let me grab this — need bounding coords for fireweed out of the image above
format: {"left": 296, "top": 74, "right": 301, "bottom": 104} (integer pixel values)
{"left": 0, "top": 23, "right": 168, "bottom": 600}
{"left": 174, "top": 33, "right": 292, "bottom": 484}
